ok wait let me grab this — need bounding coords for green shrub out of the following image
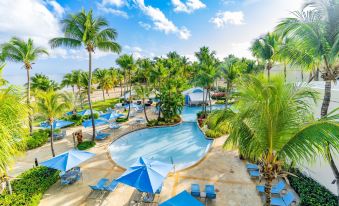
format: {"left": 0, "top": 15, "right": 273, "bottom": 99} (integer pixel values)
{"left": 205, "top": 129, "right": 223, "bottom": 138}
{"left": 288, "top": 168, "right": 337, "bottom": 206}
{"left": 116, "top": 118, "right": 128, "bottom": 123}
{"left": 26, "top": 130, "right": 50, "bottom": 150}
{"left": 215, "top": 100, "right": 225, "bottom": 104}
{"left": 0, "top": 166, "right": 59, "bottom": 206}
{"left": 146, "top": 115, "right": 181, "bottom": 127}
{"left": 77, "top": 141, "right": 96, "bottom": 150}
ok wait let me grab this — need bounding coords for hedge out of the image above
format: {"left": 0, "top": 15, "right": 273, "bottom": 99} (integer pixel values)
{"left": 0, "top": 166, "right": 59, "bottom": 206}
{"left": 77, "top": 141, "right": 96, "bottom": 150}
{"left": 288, "top": 168, "right": 337, "bottom": 206}
{"left": 26, "top": 130, "right": 50, "bottom": 150}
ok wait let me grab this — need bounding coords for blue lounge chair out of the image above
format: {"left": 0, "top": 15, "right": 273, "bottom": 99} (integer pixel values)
{"left": 246, "top": 163, "right": 259, "bottom": 170}
{"left": 205, "top": 185, "right": 216, "bottom": 199}
{"left": 271, "top": 192, "right": 295, "bottom": 206}
{"left": 257, "top": 180, "right": 285, "bottom": 194}
{"left": 89, "top": 178, "right": 109, "bottom": 191}
{"left": 103, "top": 179, "right": 119, "bottom": 192}
{"left": 249, "top": 170, "right": 260, "bottom": 178}
{"left": 109, "top": 123, "right": 121, "bottom": 129}
{"left": 95, "top": 132, "right": 110, "bottom": 140}
{"left": 191, "top": 184, "right": 200, "bottom": 197}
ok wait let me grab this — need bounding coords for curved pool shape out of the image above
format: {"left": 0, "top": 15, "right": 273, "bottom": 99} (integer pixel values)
{"left": 108, "top": 122, "right": 212, "bottom": 171}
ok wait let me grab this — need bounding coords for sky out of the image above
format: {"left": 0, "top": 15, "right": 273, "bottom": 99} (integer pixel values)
{"left": 0, "top": 0, "right": 305, "bottom": 85}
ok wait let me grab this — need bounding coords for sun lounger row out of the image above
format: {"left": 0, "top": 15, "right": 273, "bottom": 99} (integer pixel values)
{"left": 89, "top": 178, "right": 119, "bottom": 192}
{"left": 191, "top": 184, "right": 216, "bottom": 199}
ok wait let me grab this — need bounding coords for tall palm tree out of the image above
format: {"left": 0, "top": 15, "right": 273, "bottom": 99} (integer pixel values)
{"left": 35, "top": 90, "right": 71, "bottom": 157}
{"left": 250, "top": 33, "right": 279, "bottom": 80}
{"left": 220, "top": 75, "right": 339, "bottom": 205}
{"left": 275, "top": 1, "right": 339, "bottom": 195}
{"left": 94, "top": 68, "right": 113, "bottom": 101}
{"left": 30, "top": 73, "right": 59, "bottom": 92}
{"left": 135, "top": 83, "right": 150, "bottom": 122}
{"left": 0, "top": 86, "right": 28, "bottom": 193}
{"left": 61, "top": 72, "right": 76, "bottom": 95}
{"left": 1, "top": 37, "right": 48, "bottom": 134}
{"left": 116, "top": 54, "right": 135, "bottom": 119}
{"left": 50, "top": 9, "right": 121, "bottom": 140}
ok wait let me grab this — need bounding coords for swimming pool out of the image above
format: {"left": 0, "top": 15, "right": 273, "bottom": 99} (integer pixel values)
{"left": 108, "top": 122, "right": 212, "bottom": 170}
{"left": 181, "top": 104, "right": 225, "bottom": 122}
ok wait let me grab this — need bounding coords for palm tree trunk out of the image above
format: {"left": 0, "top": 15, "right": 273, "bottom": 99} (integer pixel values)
{"left": 50, "top": 122, "right": 55, "bottom": 157}
{"left": 321, "top": 80, "right": 331, "bottom": 117}
{"left": 72, "top": 86, "right": 75, "bottom": 96}
{"left": 5, "top": 168, "right": 12, "bottom": 194}
{"left": 284, "top": 64, "right": 287, "bottom": 82}
{"left": 327, "top": 145, "right": 339, "bottom": 205}
{"left": 87, "top": 51, "right": 96, "bottom": 141}
{"left": 314, "top": 68, "right": 319, "bottom": 81}
{"left": 143, "top": 98, "right": 149, "bottom": 122}
{"left": 202, "top": 88, "right": 205, "bottom": 112}
{"left": 102, "top": 89, "right": 105, "bottom": 101}
{"left": 267, "top": 66, "right": 271, "bottom": 80}
{"left": 209, "top": 89, "right": 212, "bottom": 112}
{"left": 26, "top": 69, "right": 32, "bottom": 134}
{"left": 126, "top": 70, "right": 132, "bottom": 119}
{"left": 301, "top": 70, "right": 304, "bottom": 82}
{"left": 120, "top": 80, "right": 123, "bottom": 96}
{"left": 264, "top": 176, "right": 273, "bottom": 206}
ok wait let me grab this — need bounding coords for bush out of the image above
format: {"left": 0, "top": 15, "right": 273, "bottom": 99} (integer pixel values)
{"left": 62, "top": 114, "right": 83, "bottom": 126}
{"left": 215, "top": 100, "right": 225, "bottom": 104}
{"left": 26, "top": 130, "right": 50, "bottom": 150}
{"left": 116, "top": 118, "right": 128, "bottom": 123}
{"left": 0, "top": 166, "right": 59, "bottom": 206}
{"left": 77, "top": 141, "right": 96, "bottom": 150}
{"left": 205, "top": 129, "right": 223, "bottom": 138}
{"left": 288, "top": 168, "right": 337, "bottom": 206}
{"left": 146, "top": 115, "right": 181, "bottom": 127}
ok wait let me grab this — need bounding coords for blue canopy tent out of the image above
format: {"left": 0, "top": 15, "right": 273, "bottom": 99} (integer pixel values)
{"left": 40, "top": 149, "right": 95, "bottom": 172}
{"left": 160, "top": 190, "right": 204, "bottom": 206}
{"left": 77, "top": 109, "right": 98, "bottom": 116}
{"left": 99, "top": 112, "right": 124, "bottom": 121}
{"left": 116, "top": 157, "right": 173, "bottom": 193}
{"left": 82, "top": 119, "right": 108, "bottom": 128}
{"left": 40, "top": 120, "right": 74, "bottom": 129}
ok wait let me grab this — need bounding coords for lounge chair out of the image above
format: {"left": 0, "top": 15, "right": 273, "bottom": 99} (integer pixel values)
{"left": 103, "top": 179, "right": 119, "bottom": 192}
{"left": 53, "top": 131, "right": 66, "bottom": 140}
{"left": 205, "top": 185, "right": 216, "bottom": 199}
{"left": 246, "top": 163, "right": 259, "bottom": 170}
{"left": 109, "top": 123, "right": 121, "bottom": 129}
{"left": 89, "top": 178, "right": 109, "bottom": 191}
{"left": 191, "top": 184, "right": 200, "bottom": 197}
{"left": 271, "top": 192, "right": 295, "bottom": 206}
{"left": 257, "top": 180, "right": 286, "bottom": 194}
{"left": 249, "top": 170, "right": 260, "bottom": 178}
{"left": 95, "top": 131, "right": 110, "bottom": 140}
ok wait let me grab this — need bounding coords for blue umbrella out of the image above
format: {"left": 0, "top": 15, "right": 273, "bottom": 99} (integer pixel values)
{"left": 116, "top": 157, "right": 173, "bottom": 193}
{"left": 82, "top": 119, "right": 108, "bottom": 128}
{"left": 40, "top": 149, "right": 95, "bottom": 172}
{"left": 99, "top": 112, "right": 124, "bottom": 120}
{"left": 160, "top": 190, "right": 204, "bottom": 206}
{"left": 77, "top": 109, "right": 98, "bottom": 116}
{"left": 40, "top": 120, "right": 74, "bottom": 129}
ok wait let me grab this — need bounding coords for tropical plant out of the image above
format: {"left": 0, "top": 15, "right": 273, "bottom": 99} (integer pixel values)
{"left": 30, "top": 73, "right": 59, "bottom": 92}
{"left": 1, "top": 37, "right": 48, "bottom": 134}
{"left": 61, "top": 72, "right": 76, "bottom": 94}
{"left": 35, "top": 90, "right": 71, "bottom": 157}
{"left": 220, "top": 75, "right": 339, "bottom": 205}
{"left": 250, "top": 32, "right": 279, "bottom": 79}
{"left": 0, "top": 64, "right": 8, "bottom": 86}
{"left": 49, "top": 9, "right": 121, "bottom": 141}
{"left": 0, "top": 86, "right": 28, "bottom": 193}
{"left": 135, "top": 83, "right": 150, "bottom": 122}
{"left": 116, "top": 54, "right": 135, "bottom": 119}
{"left": 94, "top": 68, "right": 113, "bottom": 100}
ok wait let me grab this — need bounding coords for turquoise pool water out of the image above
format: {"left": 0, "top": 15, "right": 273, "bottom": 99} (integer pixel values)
{"left": 181, "top": 104, "right": 225, "bottom": 122}
{"left": 108, "top": 105, "right": 224, "bottom": 170}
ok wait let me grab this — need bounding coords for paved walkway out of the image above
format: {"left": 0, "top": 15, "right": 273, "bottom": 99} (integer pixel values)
{"left": 11, "top": 111, "right": 262, "bottom": 206}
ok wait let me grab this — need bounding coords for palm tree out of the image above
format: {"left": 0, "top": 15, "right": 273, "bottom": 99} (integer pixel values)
{"left": 135, "top": 83, "right": 150, "bottom": 122}
{"left": 220, "top": 75, "right": 339, "bottom": 205}
{"left": 116, "top": 54, "right": 135, "bottom": 119}
{"left": 1, "top": 37, "right": 48, "bottom": 134}
{"left": 0, "top": 64, "right": 8, "bottom": 86}
{"left": 50, "top": 9, "right": 121, "bottom": 141}
{"left": 35, "top": 90, "right": 71, "bottom": 157}
{"left": 61, "top": 72, "right": 76, "bottom": 95}
{"left": 250, "top": 33, "right": 279, "bottom": 80}
{"left": 30, "top": 73, "right": 59, "bottom": 92}
{"left": 94, "top": 68, "right": 113, "bottom": 101}
{"left": 0, "top": 86, "right": 28, "bottom": 193}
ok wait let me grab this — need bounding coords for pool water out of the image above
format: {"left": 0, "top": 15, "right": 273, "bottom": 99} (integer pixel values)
{"left": 181, "top": 104, "right": 225, "bottom": 122}
{"left": 108, "top": 105, "right": 225, "bottom": 170}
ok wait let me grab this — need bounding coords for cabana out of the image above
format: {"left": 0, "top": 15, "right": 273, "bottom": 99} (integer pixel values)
{"left": 182, "top": 87, "right": 206, "bottom": 106}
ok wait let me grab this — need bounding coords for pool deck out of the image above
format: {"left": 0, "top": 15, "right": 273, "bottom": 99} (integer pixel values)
{"left": 10, "top": 110, "right": 262, "bottom": 206}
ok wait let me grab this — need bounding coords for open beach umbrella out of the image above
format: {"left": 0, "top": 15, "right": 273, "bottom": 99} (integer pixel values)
{"left": 40, "top": 149, "right": 95, "bottom": 172}
{"left": 99, "top": 112, "right": 124, "bottom": 120}
{"left": 77, "top": 109, "right": 98, "bottom": 116}
{"left": 82, "top": 119, "right": 108, "bottom": 128}
{"left": 115, "top": 157, "right": 173, "bottom": 193}
{"left": 40, "top": 120, "right": 74, "bottom": 129}
{"left": 160, "top": 190, "right": 204, "bottom": 206}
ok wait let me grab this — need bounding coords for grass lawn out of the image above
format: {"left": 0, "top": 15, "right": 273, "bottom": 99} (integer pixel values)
{"left": 81, "top": 97, "right": 121, "bottom": 112}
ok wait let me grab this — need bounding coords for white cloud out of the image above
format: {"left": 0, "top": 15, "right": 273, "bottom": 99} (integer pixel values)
{"left": 102, "top": 0, "right": 125, "bottom": 7}
{"left": 210, "top": 11, "right": 244, "bottom": 28}
{"left": 97, "top": 3, "right": 128, "bottom": 18}
{"left": 138, "top": 21, "right": 151, "bottom": 30}
{"left": 47, "top": 0, "right": 64, "bottom": 17}
{"left": 134, "top": 0, "right": 191, "bottom": 40}
{"left": 224, "top": 41, "right": 253, "bottom": 59}
{"left": 172, "top": 0, "right": 206, "bottom": 14}
{"left": 123, "top": 45, "right": 155, "bottom": 59}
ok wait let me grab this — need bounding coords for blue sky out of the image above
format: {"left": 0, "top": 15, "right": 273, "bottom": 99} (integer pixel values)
{"left": 0, "top": 0, "right": 304, "bottom": 85}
